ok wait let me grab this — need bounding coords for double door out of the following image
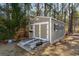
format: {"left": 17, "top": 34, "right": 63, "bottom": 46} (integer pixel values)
{"left": 33, "top": 22, "right": 49, "bottom": 41}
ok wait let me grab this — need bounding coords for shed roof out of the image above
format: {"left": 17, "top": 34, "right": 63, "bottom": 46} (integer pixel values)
{"left": 30, "top": 16, "right": 64, "bottom": 24}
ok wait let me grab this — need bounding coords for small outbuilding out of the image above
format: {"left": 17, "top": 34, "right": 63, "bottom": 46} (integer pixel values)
{"left": 29, "top": 16, "right": 65, "bottom": 44}
{"left": 17, "top": 16, "right": 65, "bottom": 53}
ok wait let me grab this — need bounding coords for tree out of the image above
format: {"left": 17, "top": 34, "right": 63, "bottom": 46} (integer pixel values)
{"left": 68, "top": 3, "right": 74, "bottom": 34}
{"left": 44, "top": 3, "right": 47, "bottom": 16}
{"left": 21, "top": 3, "right": 31, "bottom": 27}
{"left": 36, "top": 3, "right": 40, "bottom": 16}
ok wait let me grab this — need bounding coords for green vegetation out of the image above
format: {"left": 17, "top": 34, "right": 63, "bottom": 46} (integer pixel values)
{"left": 0, "top": 3, "right": 79, "bottom": 41}
{"left": 0, "top": 3, "right": 30, "bottom": 41}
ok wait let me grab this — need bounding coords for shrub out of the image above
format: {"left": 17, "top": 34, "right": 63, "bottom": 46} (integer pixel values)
{"left": 0, "top": 26, "right": 8, "bottom": 41}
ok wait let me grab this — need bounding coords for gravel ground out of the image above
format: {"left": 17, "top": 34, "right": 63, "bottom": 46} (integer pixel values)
{"left": 0, "top": 36, "right": 79, "bottom": 56}
{"left": 0, "top": 43, "right": 16, "bottom": 56}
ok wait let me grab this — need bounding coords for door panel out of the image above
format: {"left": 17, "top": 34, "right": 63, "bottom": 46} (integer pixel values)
{"left": 33, "top": 22, "right": 49, "bottom": 41}
{"left": 41, "top": 24, "right": 47, "bottom": 40}
{"left": 35, "top": 25, "right": 39, "bottom": 38}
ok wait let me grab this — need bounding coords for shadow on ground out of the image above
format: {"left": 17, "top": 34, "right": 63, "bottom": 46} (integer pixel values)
{"left": 0, "top": 36, "right": 79, "bottom": 56}
{"left": 15, "top": 36, "right": 79, "bottom": 56}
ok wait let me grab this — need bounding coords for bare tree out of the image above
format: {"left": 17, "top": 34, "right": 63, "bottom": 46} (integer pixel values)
{"left": 44, "top": 3, "right": 47, "bottom": 16}
{"left": 36, "top": 3, "right": 40, "bottom": 16}
{"left": 68, "top": 3, "right": 74, "bottom": 34}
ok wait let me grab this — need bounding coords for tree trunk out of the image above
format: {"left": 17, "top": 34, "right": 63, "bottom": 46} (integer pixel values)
{"left": 44, "top": 3, "right": 47, "bottom": 16}
{"left": 57, "top": 3, "right": 59, "bottom": 20}
{"left": 53, "top": 4, "right": 56, "bottom": 18}
{"left": 68, "top": 3, "right": 73, "bottom": 34}
{"left": 6, "top": 3, "right": 10, "bottom": 21}
{"left": 61, "top": 3, "right": 64, "bottom": 21}
{"left": 64, "top": 11, "right": 66, "bottom": 23}
{"left": 36, "top": 3, "right": 40, "bottom": 16}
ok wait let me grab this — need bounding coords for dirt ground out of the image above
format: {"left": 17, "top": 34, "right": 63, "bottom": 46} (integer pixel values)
{"left": 0, "top": 43, "right": 16, "bottom": 56}
{"left": 15, "top": 36, "right": 79, "bottom": 56}
{"left": 0, "top": 35, "right": 79, "bottom": 56}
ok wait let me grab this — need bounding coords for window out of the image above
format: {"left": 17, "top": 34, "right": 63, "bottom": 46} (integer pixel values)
{"left": 54, "top": 23, "right": 64, "bottom": 31}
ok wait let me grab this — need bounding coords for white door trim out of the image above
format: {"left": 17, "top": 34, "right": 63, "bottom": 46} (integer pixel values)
{"left": 50, "top": 17, "right": 52, "bottom": 43}
{"left": 33, "top": 24, "right": 35, "bottom": 38}
{"left": 34, "top": 22, "right": 49, "bottom": 25}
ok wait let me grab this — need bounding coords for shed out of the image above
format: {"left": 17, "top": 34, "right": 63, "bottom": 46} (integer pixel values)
{"left": 29, "top": 16, "right": 65, "bottom": 44}
{"left": 17, "top": 16, "right": 65, "bottom": 53}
